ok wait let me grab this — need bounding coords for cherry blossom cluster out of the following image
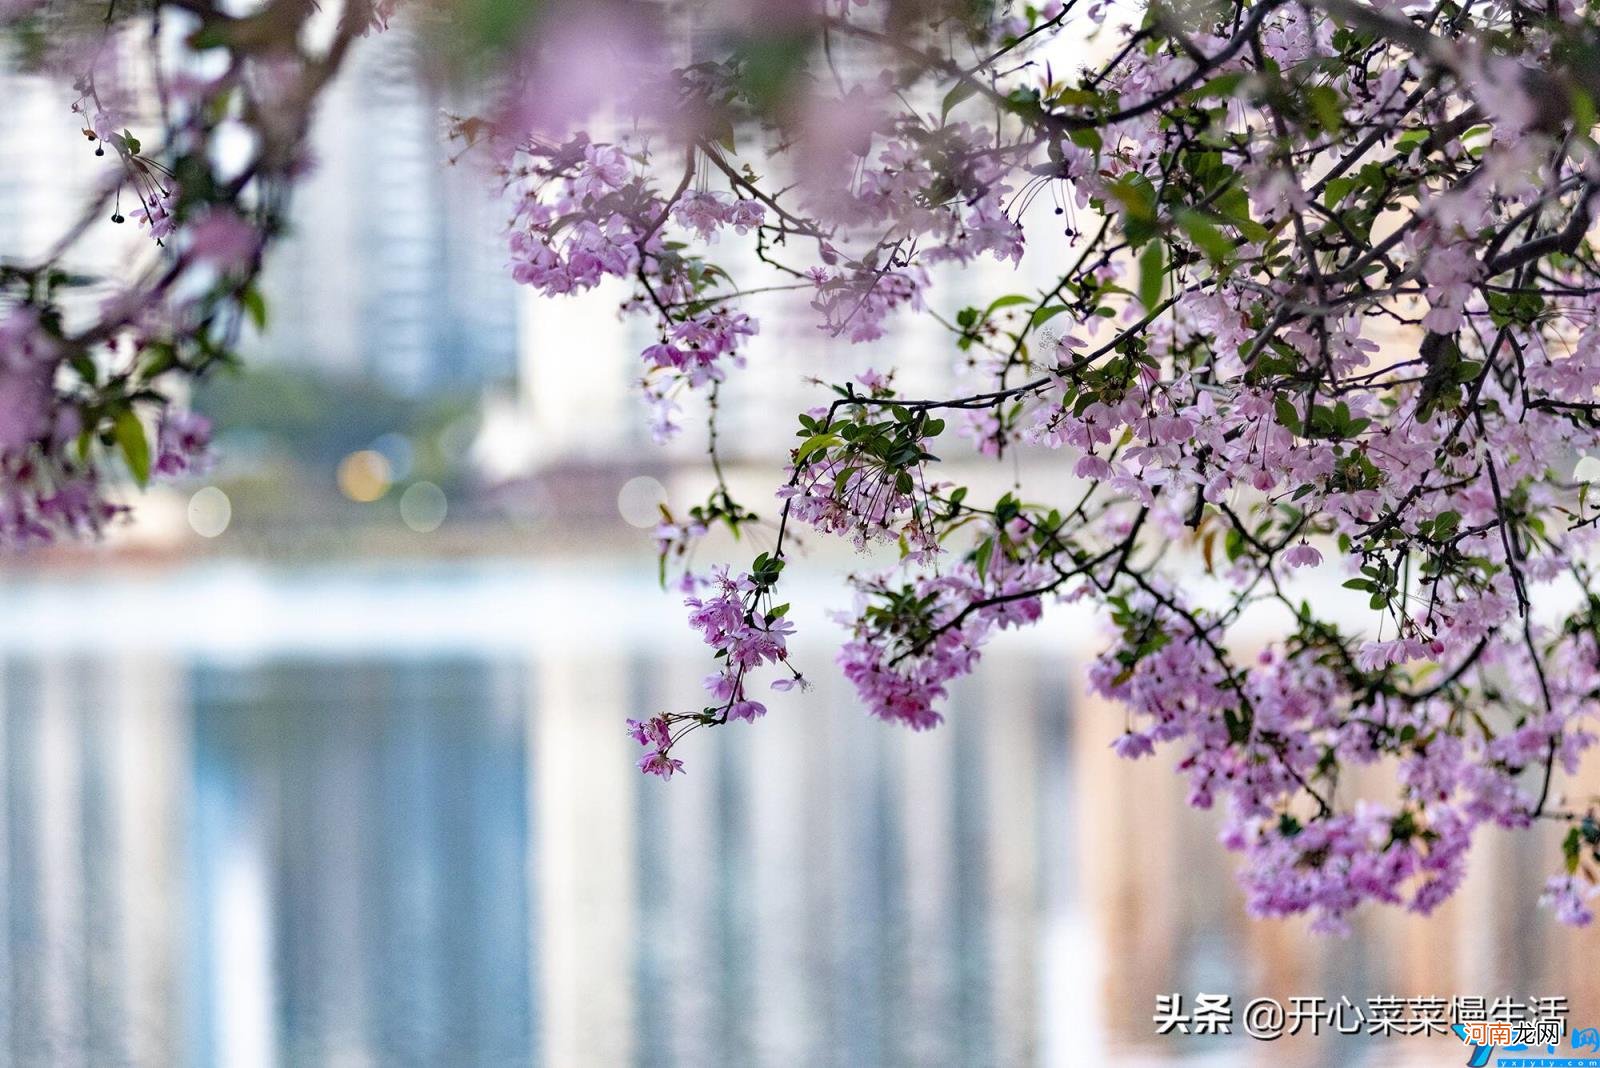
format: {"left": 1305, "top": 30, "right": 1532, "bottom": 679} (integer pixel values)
{"left": 1091, "top": 586, "right": 1600, "bottom": 932}
{"left": 476, "top": 0, "right": 1600, "bottom": 928}
{"left": 840, "top": 551, "right": 1052, "bottom": 730}
{"left": 627, "top": 557, "right": 804, "bottom": 777}
{"left": 495, "top": 136, "right": 769, "bottom": 441}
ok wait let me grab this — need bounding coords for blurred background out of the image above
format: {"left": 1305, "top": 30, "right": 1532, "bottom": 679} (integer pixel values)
{"left": 3, "top": 9, "right": 1600, "bottom": 1068}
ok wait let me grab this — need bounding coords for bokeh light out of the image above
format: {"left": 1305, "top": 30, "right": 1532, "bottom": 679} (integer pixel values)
{"left": 399, "top": 481, "right": 448, "bottom": 533}
{"left": 187, "top": 486, "right": 232, "bottom": 538}
{"left": 337, "top": 450, "right": 392, "bottom": 502}
{"left": 616, "top": 475, "right": 666, "bottom": 529}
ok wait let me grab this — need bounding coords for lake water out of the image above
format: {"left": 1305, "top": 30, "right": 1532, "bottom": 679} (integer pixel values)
{"left": 0, "top": 562, "right": 1595, "bottom": 1067}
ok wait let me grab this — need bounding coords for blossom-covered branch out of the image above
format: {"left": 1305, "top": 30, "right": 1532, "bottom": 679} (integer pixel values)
{"left": 474, "top": 0, "right": 1600, "bottom": 932}
{"left": 0, "top": 0, "right": 382, "bottom": 541}
{"left": 12, "top": 0, "right": 1600, "bottom": 934}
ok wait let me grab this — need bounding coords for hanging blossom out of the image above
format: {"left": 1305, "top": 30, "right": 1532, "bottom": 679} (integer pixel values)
{"left": 463, "top": 0, "right": 1600, "bottom": 931}
{"left": 626, "top": 559, "right": 805, "bottom": 777}
{"left": 153, "top": 410, "right": 214, "bottom": 478}
{"left": 495, "top": 134, "right": 771, "bottom": 441}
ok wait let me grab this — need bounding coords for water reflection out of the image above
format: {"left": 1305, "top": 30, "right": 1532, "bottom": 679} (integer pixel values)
{"left": 1, "top": 569, "right": 1598, "bottom": 1067}
{"left": 1, "top": 645, "right": 1075, "bottom": 1067}
{"left": 192, "top": 660, "right": 532, "bottom": 1067}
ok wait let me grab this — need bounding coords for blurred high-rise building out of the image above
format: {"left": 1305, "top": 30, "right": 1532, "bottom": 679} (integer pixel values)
{"left": 0, "top": 74, "right": 91, "bottom": 265}
{"left": 253, "top": 17, "right": 520, "bottom": 396}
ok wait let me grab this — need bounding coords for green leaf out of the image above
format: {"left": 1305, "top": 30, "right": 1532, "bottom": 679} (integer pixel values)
{"left": 1068, "top": 127, "right": 1102, "bottom": 151}
{"left": 1174, "top": 208, "right": 1233, "bottom": 264}
{"left": 1030, "top": 304, "right": 1072, "bottom": 326}
{"left": 796, "top": 432, "right": 839, "bottom": 463}
{"left": 1107, "top": 174, "right": 1159, "bottom": 246}
{"left": 1050, "top": 87, "right": 1102, "bottom": 108}
{"left": 1192, "top": 70, "right": 1247, "bottom": 100}
{"left": 1303, "top": 85, "right": 1344, "bottom": 133}
{"left": 70, "top": 352, "right": 99, "bottom": 386}
{"left": 974, "top": 536, "right": 995, "bottom": 583}
{"left": 1137, "top": 241, "right": 1164, "bottom": 313}
{"left": 1274, "top": 395, "right": 1302, "bottom": 434}
{"left": 1230, "top": 214, "right": 1271, "bottom": 243}
{"left": 1225, "top": 527, "right": 1245, "bottom": 562}
{"left": 241, "top": 287, "right": 268, "bottom": 331}
{"left": 734, "top": 35, "right": 811, "bottom": 113}
{"left": 1571, "top": 86, "right": 1598, "bottom": 138}
{"left": 1395, "top": 128, "right": 1429, "bottom": 151}
{"left": 941, "top": 80, "right": 980, "bottom": 119}
{"left": 984, "top": 293, "right": 1032, "bottom": 316}
{"left": 1212, "top": 187, "right": 1270, "bottom": 241}
{"left": 114, "top": 409, "right": 151, "bottom": 487}
{"left": 1322, "top": 175, "right": 1359, "bottom": 209}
